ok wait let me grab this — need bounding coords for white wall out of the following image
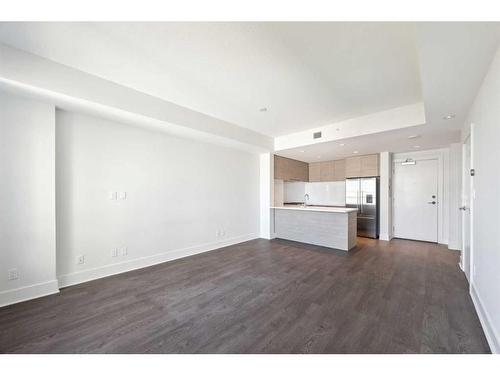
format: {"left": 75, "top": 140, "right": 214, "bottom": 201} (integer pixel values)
{"left": 464, "top": 46, "right": 500, "bottom": 353}
{"left": 379, "top": 152, "right": 392, "bottom": 241}
{"left": 259, "top": 153, "right": 274, "bottom": 239}
{"left": 0, "top": 92, "right": 58, "bottom": 307}
{"left": 448, "top": 143, "right": 463, "bottom": 250}
{"left": 56, "top": 110, "right": 260, "bottom": 286}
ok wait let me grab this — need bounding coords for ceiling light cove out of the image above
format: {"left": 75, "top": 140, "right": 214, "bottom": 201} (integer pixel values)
{"left": 353, "top": 151, "right": 359, "bottom": 154}
{"left": 443, "top": 114, "right": 455, "bottom": 120}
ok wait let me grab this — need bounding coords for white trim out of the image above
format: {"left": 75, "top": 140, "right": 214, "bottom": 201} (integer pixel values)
{"left": 58, "top": 233, "right": 258, "bottom": 288}
{"left": 469, "top": 123, "right": 475, "bottom": 283}
{"left": 470, "top": 283, "right": 499, "bottom": 354}
{"left": 0, "top": 280, "right": 59, "bottom": 308}
{"left": 461, "top": 132, "right": 472, "bottom": 280}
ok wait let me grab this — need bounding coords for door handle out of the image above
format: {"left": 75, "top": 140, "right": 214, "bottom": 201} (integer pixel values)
{"left": 427, "top": 201, "right": 436, "bottom": 205}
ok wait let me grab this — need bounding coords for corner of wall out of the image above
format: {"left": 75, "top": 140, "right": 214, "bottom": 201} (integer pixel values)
{"left": 0, "top": 280, "right": 59, "bottom": 308}
{"left": 470, "top": 282, "right": 500, "bottom": 354}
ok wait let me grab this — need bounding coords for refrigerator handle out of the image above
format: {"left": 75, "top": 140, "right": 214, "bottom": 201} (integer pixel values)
{"left": 359, "top": 190, "right": 363, "bottom": 214}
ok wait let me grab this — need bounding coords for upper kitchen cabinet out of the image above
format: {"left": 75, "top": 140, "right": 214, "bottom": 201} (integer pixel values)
{"left": 345, "top": 154, "right": 379, "bottom": 178}
{"left": 333, "top": 159, "right": 346, "bottom": 181}
{"left": 345, "top": 156, "right": 361, "bottom": 178}
{"left": 309, "top": 162, "right": 321, "bottom": 182}
{"left": 308, "top": 160, "right": 343, "bottom": 182}
{"left": 319, "top": 161, "right": 335, "bottom": 181}
{"left": 274, "top": 155, "right": 309, "bottom": 181}
{"left": 360, "top": 154, "right": 379, "bottom": 176}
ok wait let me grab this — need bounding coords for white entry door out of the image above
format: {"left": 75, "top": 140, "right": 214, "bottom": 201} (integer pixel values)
{"left": 393, "top": 159, "right": 439, "bottom": 242}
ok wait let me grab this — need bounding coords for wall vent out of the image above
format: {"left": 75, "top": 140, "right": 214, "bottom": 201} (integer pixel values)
{"left": 313, "top": 131, "right": 322, "bottom": 139}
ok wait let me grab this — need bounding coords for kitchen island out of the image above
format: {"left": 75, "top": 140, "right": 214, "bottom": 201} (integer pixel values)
{"left": 272, "top": 206, "right": 358, "bottom": 251}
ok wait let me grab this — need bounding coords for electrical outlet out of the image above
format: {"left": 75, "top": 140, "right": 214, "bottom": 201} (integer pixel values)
{"left": 220, "top": 229, "right": 226, "bottom": 237}
{"left": 120, "top": 247, "right": 128, "bottom": 256}
{"left": 111, "top": 248, "right": 118, "bottom": 257}
{"left": 77, "top": 255, "right": 85, "bottom": 265}
{"left": 8, "top": 268, "right": 19, "bottom": 280}
{"left": 215, "top": 230, "right": 220, "bottom": 238}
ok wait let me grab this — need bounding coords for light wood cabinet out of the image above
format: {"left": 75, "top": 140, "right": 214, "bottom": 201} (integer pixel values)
{"left": 309, "top": 154, "right": 378, "bottom": 181}
{"left": 319, "top": 161, "right": 335, "bottom": 181}
{"left": 308, "top": 160, "right": 340, "bottom": 182}
{"left": 309, "top": 162, "right": 321, "bottom": 182}
{"left": 274, "top": 155, "right": 287, "bottom": 180}
{"left": 345, "top": 154, "right": 379, "bottom": 178}
{"left": 345, "top": 156, "right": 362, "bottom": 178}
{"left": 333, "top": 159, "right": 346, "bottom": 181}
{"left": 360, "top": 154, "right": 379, "bottom": 177}
{"left": 274, "top": 155, "right": 308, "bottom": 181}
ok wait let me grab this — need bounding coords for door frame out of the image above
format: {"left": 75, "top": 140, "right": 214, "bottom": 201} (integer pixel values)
{"left": 392, "top": 148, "right": 448, "bottom": 244}
{"left": 461, "top": 124, "right": 475, "bottom": 282}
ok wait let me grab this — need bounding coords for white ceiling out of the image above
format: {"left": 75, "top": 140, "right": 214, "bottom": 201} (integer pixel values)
{"left": 0, "top": 22, "right": 499, "bottom": 157}
{"left": 275, "top": 124, "right": 461, "bottom": 162}
{"left": 0, "top": 22, "right": 422, "bottom": 137}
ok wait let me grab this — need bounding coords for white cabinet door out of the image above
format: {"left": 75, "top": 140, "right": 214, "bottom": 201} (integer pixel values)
{"left": 393, "top": 159, "right": 438, "bottom": 242}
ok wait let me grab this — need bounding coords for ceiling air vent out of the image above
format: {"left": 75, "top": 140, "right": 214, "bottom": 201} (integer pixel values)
{"left": 313, "top": 131, "right": 322, "bottom": 139}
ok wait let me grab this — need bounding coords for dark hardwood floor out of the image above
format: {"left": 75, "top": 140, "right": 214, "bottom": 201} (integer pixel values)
{"left": 0, "top": 237, "right": 490, "bottom": 353}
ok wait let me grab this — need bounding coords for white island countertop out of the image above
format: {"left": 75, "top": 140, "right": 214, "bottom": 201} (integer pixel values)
{"left": 271, "top": 205, "right": 358, "bottom": 213}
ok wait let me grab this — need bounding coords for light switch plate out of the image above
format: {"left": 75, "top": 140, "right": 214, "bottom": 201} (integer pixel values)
{"left": 118, "top": 191, "right": 127, "bottom": 200}
{"left": 120, "top": 247, "right": 128, "bottom": 256}
{"left": 109, "top": 191, "right": 117, "bottom": 200}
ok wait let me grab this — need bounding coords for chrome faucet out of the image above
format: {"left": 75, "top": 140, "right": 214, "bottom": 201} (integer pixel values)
{"left": 303, "top": 194, "right": 310, "bottom": 207}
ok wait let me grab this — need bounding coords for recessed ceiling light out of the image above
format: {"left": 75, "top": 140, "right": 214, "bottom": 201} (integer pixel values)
{"left": 259, "top": 107, "right": 267, "bottom": 112}
{"left": 353, "top": 151, "right": 359, "bottom": 154}
{"left": 408, "top": 135, "right": 420, "bottom": 139}
{"left": 300, "top": 150, "right": 305, "bottom": 153}
{"left": 443, "top": 114, "right": 455, "bottom": 120}
{"left": 339, "top": 143, "right": 345, "bottom": 146}
{"left": 317, "top": 156, "right": 321, "bottom": 159}
{"left": 413, "top": 145, "right": 421, "bottom": 149}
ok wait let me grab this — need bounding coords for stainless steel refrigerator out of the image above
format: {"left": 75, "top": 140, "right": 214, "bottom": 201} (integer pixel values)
{"left": 345, "top": 177, "right": 379, "bottom": 238}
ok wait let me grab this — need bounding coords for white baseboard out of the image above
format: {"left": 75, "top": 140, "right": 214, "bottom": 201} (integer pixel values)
{"left": 0, "top": 280, "right": 59, "bottom": 308}
{"left": 470, "top": 282, "right": 499, "bottom": 354}
{"left": 379, "top": 233, "right": 390, "bottom": 241}
{"left": 448, "top": 242, "right": 462, "bottom": 251}
{"left": 58, "top": 233, "right": 259, "bottom": 288}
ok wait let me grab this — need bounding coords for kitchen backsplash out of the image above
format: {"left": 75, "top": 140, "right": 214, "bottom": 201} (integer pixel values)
{"left": 280, "top": 180, "right": 346, "bottom": 206}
